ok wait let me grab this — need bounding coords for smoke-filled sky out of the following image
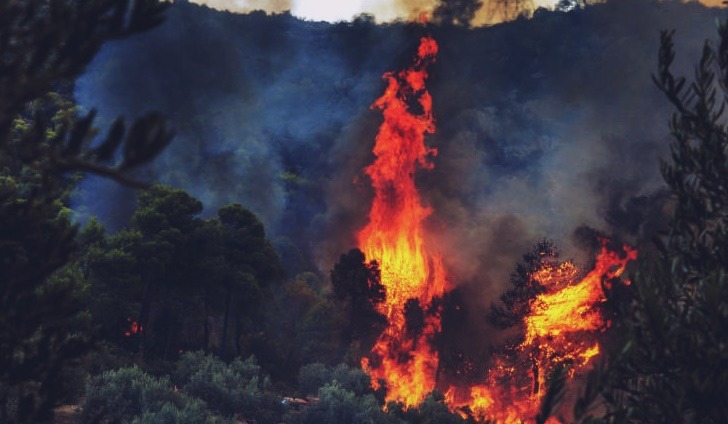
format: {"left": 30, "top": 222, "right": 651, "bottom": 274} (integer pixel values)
{"left": 189, "top": 0, "right": 558, "bottom": 23}
{"left": 189, "top": 0, "right": 725, "bottom": 23}
{"left": 76, "top": 0, "right": 723, "bottom": 321}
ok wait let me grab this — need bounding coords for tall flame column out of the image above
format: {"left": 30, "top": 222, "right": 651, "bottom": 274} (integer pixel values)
{"left": 358, "top": 35, "right": 447, "bottom": 407}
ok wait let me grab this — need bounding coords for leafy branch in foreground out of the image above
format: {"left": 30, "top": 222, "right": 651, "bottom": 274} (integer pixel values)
{"left": 1, "top": 0, "right": 173, "bottom": 188}
{"left": 0, "top": 1, "right": 173, "bottom": 422}
{"left": 563, "top": 18, "right": 728, "bottom": 424}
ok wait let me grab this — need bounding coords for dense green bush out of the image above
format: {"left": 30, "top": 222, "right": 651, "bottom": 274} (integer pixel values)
{"left": 130, "top": 402, "right": 211, "bottom": 424}
{"left": 174, "top": 351, "right": 272, "bottom": 418}
{"left": 299, "top": 363, "right": 372, "bottom": 396}
{"left": 384, "top": 391, "right": 467, "bottom": 424}
{"left": 83, "top": 366, "right": 211, "bottom": 424}
{"left": 414, "top": 391, "right": 468, "bottom": 424}
{"left": 298, "top": 381, "right": 398, "bottom": 424}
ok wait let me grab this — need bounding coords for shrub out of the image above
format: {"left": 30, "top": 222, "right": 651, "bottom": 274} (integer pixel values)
{"left": 83, "top": 366, "right": 210, "bottom": 423}
{"left": 130, "top": 401, "right": 212, "bottom": 424}
{"left": 299, "top": 381, "right": 399, "bottom": 424}
{"left": 298, "top": 363, "right": 330, "bottom": 395}
{"left": 175, "top": 351, "right": 270, "bottom": 418}
{"left": 299, "top": 362, "right": 372, "bottom": 396}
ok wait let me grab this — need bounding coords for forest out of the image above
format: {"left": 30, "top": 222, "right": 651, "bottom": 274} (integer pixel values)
{"left": 1, "top": 0, "right": 727, "bottom": 423}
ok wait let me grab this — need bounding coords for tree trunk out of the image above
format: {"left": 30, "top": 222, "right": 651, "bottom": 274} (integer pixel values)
{"left": 137, "top": 278, "right": 154, "bottom": 357}
{"left": 221, "top": 284, "right": 232, "bottom": 356}
{"left": 203, "top": 286, "right": 209, "bottom": 350}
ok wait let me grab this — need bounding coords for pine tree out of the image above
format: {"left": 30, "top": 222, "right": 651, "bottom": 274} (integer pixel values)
{"left": 0, "top": 1, "right": 171, "bottom": 421}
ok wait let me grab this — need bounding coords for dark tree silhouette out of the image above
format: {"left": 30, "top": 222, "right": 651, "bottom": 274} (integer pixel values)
{"left": 404, "top": 298, "right": 426, "bottom": 338}
{"left": 489, "top": 240, "right": 559, "bottom": 330}
{"left": 0, "top": 2, "right": 171, "bottom": 421}
{"left": 567, "top": 19, "right": 728, "bottom": 424}
{"left": 330, "top": 249, "right": 386, "bottom": 349}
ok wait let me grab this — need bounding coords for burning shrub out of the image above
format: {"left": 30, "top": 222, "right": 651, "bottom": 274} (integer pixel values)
{"left": 331, "top": 248, "right": 387, "bottom": 352}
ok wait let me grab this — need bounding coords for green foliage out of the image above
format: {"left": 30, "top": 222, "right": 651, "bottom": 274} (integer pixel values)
{"left": 83, "top": 366, "right": 211, "bottom": 424}
{"left": 415, "top": 391, "right": 467, "bottom": 424}
{"left": 0, "top": 0, "right": 172, "bottom": 421}
{"left": 174, "top": 351, "right": 271, "bottom": 418}
{"left": 218, "top": 203, "right": 283, "bottom": 285}
{"left": 0, "top": 175, "right": 92, "bottom": 423}
{"left": 606, "top": 18, "right": 728, "bottom": 423}
{"left": 0, "top": 0, "right": 172, "bottom": 188}
{"left": 130, "top": 401, "right": 212, "bottom": 424}
{"left": 386, "top": 391, "right": 465, "bottom": 424}
{"left": 260, "top": 274, "right": 351, "bottom": 376}
{"left": 80, "top": 186, "right": 283, "bottom": 359}
{"left": 299, "top": 363, "right": 330, "bottom": 396}
{"left": 567, "top": 17, "right": 728, "bottom": 424}
{"left": 78, "top": 217, "right": 107, "bottom": 250}
{"left": 134, "top": 185, "right": 203, "bottom": 236}
{"left": 610, "top": 259, "right": 728, "bottom": 422}
{"left": 292, "top": 363, "right": 411, "bottom": 424}
{"left": 297, "top": 381, "right": 397, "bottom": 424}
{"left": 653, "top": 26, "right": 728, "bottom": 278}
{"left": 331, "top": 249, "right": 387, "bottom": 357}
{"left": 299, "top": 363, "right": 372, "bottom": 397}
{"left": 299, "top": 297, "right": 349, "bottom": 363}
{"left": 304, "top": 381, "right": 359, "bottom": 424}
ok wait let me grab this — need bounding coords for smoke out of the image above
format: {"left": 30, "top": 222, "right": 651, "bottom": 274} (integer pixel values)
{"left": 385, "top": 0, "right": 539, "bottom": 25}
{"left": 189, "top": 0, "right": 293, "bottom": 14}
{"left": 433, "top": 0, "right": 485, "bottom": 27}
{"left": 75, "top": 0, "right": 720, "bottom": 356}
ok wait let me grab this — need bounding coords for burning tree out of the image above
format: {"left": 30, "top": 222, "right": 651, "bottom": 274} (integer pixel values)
{"left": 356, "top": 34, "right": 448, "bottom": 407}
{"left": 488, "top": 240, "right": 565, "bottom": 399}
{"left": 350, "top": 23, "right": 640, "bottom": 422}
{"left": 490, "top": 240, "right": 560, "bottom": 331}
{"left": 331, "top": 248, "right": 387, "bottom": 356}
{"left": 444, "top": 239, "right": 635, "bottom": 422}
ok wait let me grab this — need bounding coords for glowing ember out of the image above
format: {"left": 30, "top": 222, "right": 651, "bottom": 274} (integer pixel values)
{"left": 358, "top": 34, "right": 445, "bottom": 407}
{"left": 124, "top": 317, "right": 143, "bottom": 337}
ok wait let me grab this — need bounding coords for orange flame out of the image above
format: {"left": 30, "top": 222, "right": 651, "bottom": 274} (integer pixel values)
{"left": 524, "top": 242, "right": 637, "bottom": 350}
{"left": 124, "top": 317, "right": 143, "bottom": 337}
{"left": 355, "top": 33, "right": 638, "bottom": 420}
{"left": 358, "top": 35, "right": 445, "bottom": 407}
{"left": 449, "top": 241, "right": 637, "bottom": 422}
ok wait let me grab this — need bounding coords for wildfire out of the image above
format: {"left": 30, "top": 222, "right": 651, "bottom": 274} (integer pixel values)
{"left": 357, "top": 34, "right": 445, "bottom": 407}
{"left": 450, "top": 241, "right": 637, "bottom": 422}
{"left": 355, "top": 32, "right": 638, "bottom": 421}
{"left": 524, "top": 242, "right": 638, "bottom": 350}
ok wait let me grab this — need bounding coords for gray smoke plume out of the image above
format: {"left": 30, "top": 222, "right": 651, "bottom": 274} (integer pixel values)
{"left": 75, "top": 0, "right": 721, "bottom": 325}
